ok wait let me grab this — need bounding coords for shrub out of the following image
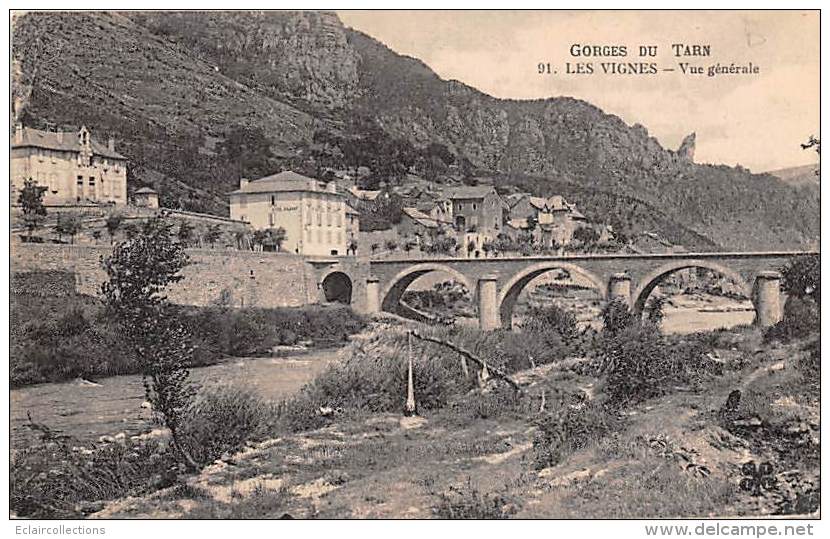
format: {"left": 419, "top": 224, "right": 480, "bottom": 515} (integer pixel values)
{"left": 178, "top": 385, "right": 277, "bottom": 465}
{"left": 532, "top": 402, "right": 619, "bottom": 469}
{"left": 279, "top": 328, "right": 471, "bottom": 432}
{"left": 781, "top": 255, "right": 820, "bottom": 304}
{"left": 764, "top": 296, "right": 819, "bottom": 344}
{"left": 593, "top": 323, "right": 717, "bottom": 407}
{"left": 433, "top": 479, "right": 519, "bottom": 519}
{"left": 601, "top": 298, "right": 636, "bottom": 336}
{"left": 11, "top": 426, "right": 176, "bottom": 518}
{"left": 520, "top": 304, "right": 578, "bottom": 349}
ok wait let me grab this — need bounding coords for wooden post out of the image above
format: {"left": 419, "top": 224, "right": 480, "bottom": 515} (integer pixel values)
{"left": 404, "top": 331, "right": 417, "bottom": 416}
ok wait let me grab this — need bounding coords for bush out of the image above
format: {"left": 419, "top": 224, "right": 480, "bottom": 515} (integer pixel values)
{"left": 11, "top": 426, "right": 177, "bottom": 518}
{"left": 593, "top": 323, "right": 718, "bottom": 407}
{"left": 10, "top": 294, "right": 366, "bottom": 386}
{"left": 601, "top": 298, "right": 636, "bottom": 336}
{"left": 532, "top": 402, "right": 619, "bottom": 469}
{"left": 764, "top": 296, "right": 819, "bottom": 344}
{"left": 520, "top": 304, "right": 578, "bottom": 349}
{"left": 433, "top": 479, "right": 519, "bottom": 519}
{"left": 279, "top": 327, "right": 473, "bottom": 432}
{"left": 781, "top": 255, "right": 820, "bottom": 304}
{"left": 178, "top": 385, "right": 276, "bottom": 465}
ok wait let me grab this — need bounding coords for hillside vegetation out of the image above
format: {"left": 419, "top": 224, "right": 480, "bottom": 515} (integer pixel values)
{"left": 12, "top": 11, "right": 819, "bottom": 250}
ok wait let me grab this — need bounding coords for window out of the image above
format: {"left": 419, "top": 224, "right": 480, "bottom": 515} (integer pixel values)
{"left": 268, "top": 213, "right": 274, "bottom": 226}
{"left": 271, "top": 195, "right": 275, "bottom": 206}
{"left": 472, "top": 203, "right": 477, "bottom": 210}
{"left": 240, "top": 215, "right": 247, "bottom": 222}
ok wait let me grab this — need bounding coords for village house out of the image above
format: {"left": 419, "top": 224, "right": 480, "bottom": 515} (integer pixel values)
{"left": 447, "top": 185, "right": 508, "bottom": 256}
{"left": 397, "top": 206, "right": 445, "bottom": 240}
{"left": 508, "top": 193, "right": 587, "bottom": 247}
{"left": 228, "top": 170, "right": 355, "bottom": 256}
{"left": 11, "top": 124, "right": 128, "bottom": 205}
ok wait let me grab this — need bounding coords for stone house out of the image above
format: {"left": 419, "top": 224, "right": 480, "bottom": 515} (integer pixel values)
{"left": 11, "top": 124, "right": 128, "bottom": 205}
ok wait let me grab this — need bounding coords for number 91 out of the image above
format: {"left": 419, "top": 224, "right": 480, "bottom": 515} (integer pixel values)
{"left": 537, "top": 63, "right": 552, "bottom": 74}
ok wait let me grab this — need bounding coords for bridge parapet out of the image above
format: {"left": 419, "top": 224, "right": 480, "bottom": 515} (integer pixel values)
{"left": 366, "top": 251, "right": 815, "bottom": 330}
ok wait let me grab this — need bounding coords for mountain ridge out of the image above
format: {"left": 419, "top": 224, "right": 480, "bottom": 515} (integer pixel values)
{"left": 11, "top": 11, "right": 819, "bottom": 250}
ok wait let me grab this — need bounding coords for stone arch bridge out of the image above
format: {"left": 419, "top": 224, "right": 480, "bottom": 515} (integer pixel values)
{"left": 335, "top": 251, "right": 818, "bottom": 330}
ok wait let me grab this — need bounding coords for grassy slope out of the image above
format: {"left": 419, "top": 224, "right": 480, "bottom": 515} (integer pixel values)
{"left": 94, "top": 324, "right": 819, "bottom": 519}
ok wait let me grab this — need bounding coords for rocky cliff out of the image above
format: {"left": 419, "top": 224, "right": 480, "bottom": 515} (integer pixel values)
{"left": 11, "top": 11, "right": 819, "bottom": 250}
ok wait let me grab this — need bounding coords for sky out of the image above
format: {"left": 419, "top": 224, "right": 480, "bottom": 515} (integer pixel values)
{"left": 338, "top": 10, "right": 819, "bottom": 173}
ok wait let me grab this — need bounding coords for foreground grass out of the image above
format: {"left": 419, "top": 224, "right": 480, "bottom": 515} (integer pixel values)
{"left": 12, "top": 313, "right": 820, "bottom": 519}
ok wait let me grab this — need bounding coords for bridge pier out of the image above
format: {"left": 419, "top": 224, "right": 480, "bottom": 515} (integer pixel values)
{"left": 478, "top": 275, "right": 500, "bottom": 331}
{"left": 365, "top": 277, "right": 380, "bottom": 315}
{"left": 753, "top": 271, "right": 783, "bottom": 327}
{"left": 608, "top": 273, "right": 632, "bottom": 307}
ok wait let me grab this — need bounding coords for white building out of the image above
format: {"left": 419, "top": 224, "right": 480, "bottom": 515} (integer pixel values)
{"left": 229, "top": 170, "right": 354, "bottom": 256}
{"left": 11, "top": 124, "right": 128, "bottom": 205}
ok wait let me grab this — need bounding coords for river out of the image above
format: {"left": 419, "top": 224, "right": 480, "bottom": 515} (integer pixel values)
{"left": 10, "top": 301, "right": 754, "bottom": 448}
{"left": 10, "top": 349, "right": 341, "bottom": 449}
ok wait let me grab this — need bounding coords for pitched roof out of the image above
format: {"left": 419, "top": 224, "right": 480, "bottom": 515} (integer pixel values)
{"left": 402, "top": 207, "right": 441, "bottom": 228}
{"left": 12, "top": 126, "right": 127, "bottom": 160}
{"left": 229, "top": 170, "right": 342, "bottom": 196}
{"left": 345, "top": 204, "right": 360, "bottom": 216}
{"left": 135, "top": 187, "right": 158, "bottom": 194}
{"left": 446, "top": 185, "right": 497, "bottom": 200}
{"left": 346, "top": 186, "right": 382, "bottom": 201}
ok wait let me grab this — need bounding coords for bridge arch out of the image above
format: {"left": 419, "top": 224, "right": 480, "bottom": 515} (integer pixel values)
{"left": 379, "top": 263, "right": 474, "bottom": 314}
{"left": 321, "top": 271, "right": 353, "bottom": 304}
{"left": 631, "top": 259, "right": 752, "bottom": 316}
{"left": 497, "top": 262, "right": 607, "bottom": 328}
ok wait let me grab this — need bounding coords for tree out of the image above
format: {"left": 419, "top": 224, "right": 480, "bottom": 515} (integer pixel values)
{"left": 233, "top": 229, "right": 249, "bottom": 251}
{"left": 574, "top": 226, "right": 600, "bottom": 247}
{"left": 18, "top": 179, "right": 47, "bottom": 241}
{"left": 263, "top": 227, "right": 287, "bottom": 252}
{"left": 55, "top": 213, "right": 83, "bottom": 244}
{"left": 252, "top": 229, "right": 269, "bottom": 252}
{"left": 403, "top": 240, "right": 415, "bottom": 256}
{"left": 384, "top": 239, "right": 398, "bottom": 252}
{"left": 801, "top": 136, "right": 820, "bottom": 176}
{"left": 92, "top": 229, "right": 102, "bottom": 244}
{"left": 370, "top": 243, "right": 379, "bottom": 255}
{"left": 467, "top": 240, "right": 476, "bottom": 256}
{"left": 177, "top": 221, "right": 195, "bottom": 247}
{"left": 105, "top": 213, "right": 124, "bottom": 245}
{"left": 203, "top": 224, "right": 223, "bottom": 248}
{"left": 101, "top": 217, "right": 197, "bottom": 469}
{"left": 348, "top": 239, "right": 358, "bottom": 256}
{"left": 781, "top": 254, "right": 820, "bottom": 304}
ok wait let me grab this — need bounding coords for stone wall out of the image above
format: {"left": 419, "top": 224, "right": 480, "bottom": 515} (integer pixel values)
{"left": 10, "top": 244, "right": 368, "bottom": 310}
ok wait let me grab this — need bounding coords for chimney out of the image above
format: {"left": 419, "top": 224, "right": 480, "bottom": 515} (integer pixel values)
{"left": 240, "top": 178, "right": 250, "bottom": 189}
{"left": 13, "top": 122, "right": 23, "bottom": 144}
{"left": 108, "top": 137, "right": 115, "bottom": 152}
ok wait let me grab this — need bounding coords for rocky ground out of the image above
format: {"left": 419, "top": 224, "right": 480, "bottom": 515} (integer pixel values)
{"left": 90, "top": 326, "right": 819, "bottom": 519}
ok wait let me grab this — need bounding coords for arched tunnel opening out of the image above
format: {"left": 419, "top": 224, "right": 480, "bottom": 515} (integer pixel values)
{"left": 322, "top": 272, "right": 353, "bottom": 305}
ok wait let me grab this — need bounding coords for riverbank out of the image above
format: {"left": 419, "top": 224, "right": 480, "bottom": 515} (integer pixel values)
{"left": 11, "top": 348, "right": 344, "bottom": 448}
{"left": 10, "top": 293, "right": 365, "bottom": 387}
{"left": 89, "top": 319, "right": 819, "bottom": 519}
